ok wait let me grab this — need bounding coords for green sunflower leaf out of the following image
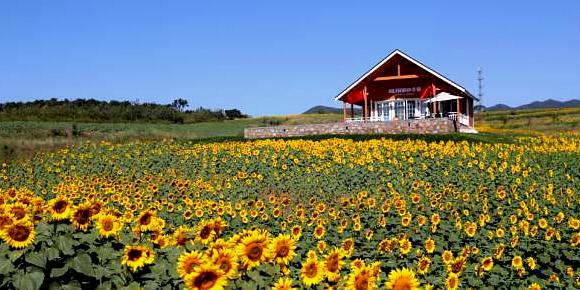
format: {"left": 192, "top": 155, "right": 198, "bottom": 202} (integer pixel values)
{"left": 71, "top": 253, "right": 95, "bottom": 277}
{"left": 25, "top": 252, "right": 47, "bottom": 268}
{"left": 13, "top": 270, "right": 44, "bottom": 290}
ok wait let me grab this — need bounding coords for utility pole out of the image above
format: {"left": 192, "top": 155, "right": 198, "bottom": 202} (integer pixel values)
{"left": 477, "top": 68, "right": 483, "bottom": 106}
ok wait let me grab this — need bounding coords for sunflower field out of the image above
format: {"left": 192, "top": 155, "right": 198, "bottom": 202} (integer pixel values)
{"left": 0, "top": 134, "right": 579, "bottom": 290}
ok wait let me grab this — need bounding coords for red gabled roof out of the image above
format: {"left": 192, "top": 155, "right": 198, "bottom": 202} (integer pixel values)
{"left": 335, "top": 49, "right": 477, "bottom": 101}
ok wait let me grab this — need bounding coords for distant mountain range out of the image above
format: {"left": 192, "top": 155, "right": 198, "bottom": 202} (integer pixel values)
{"left": 483, "top": 99, "right": 580, "bottom": 111}
{"left": 303, "top": 99, "right": 580, "bottom": 114}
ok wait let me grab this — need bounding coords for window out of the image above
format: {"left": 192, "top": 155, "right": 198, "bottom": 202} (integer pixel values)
{"left": 407, "top": 101, "right": 416, "bottom": 119}
{"left": 380, "top": 102, "right": 390, "bottom": 120}
{"left": 395, "top": 101, "right": 405, "bottom": 120}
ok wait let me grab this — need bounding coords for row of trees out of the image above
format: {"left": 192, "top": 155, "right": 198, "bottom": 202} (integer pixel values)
{"left": 0, "top": 98, "right": 248, "bottom": 123}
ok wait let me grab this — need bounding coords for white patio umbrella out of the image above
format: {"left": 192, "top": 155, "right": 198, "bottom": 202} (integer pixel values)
{"left": 425, "top": 92, "right": 463, "bottom": 103}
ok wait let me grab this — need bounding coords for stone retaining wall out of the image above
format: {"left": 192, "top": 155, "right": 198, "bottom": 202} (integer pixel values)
{"left": 244, "top": 119, "right": 457, "bottom": 139}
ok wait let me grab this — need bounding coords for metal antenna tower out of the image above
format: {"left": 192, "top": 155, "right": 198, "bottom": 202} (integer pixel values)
{"left": 477, "top": 68, "right": 483, "bottom": 105}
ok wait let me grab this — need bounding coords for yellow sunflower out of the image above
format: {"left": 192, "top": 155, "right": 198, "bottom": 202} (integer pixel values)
{"left": 152, "top": 233, "right": 170, "bottom": 249}
{"left": 368, "top": 261, "right": 381, "bottom": 279}
{"left": 494, "top": 243, "right": 506, "bottom": 260}
{"left": 313, "top": 224, "right": 326, "bottom": 239}
{"left": 235, "top": 229, "right": 270, "bottom": 270}
{"left": 342, "top": 238, "right": 355, "bottom": 257}
{"left": 122, "top": 245, "right": 155, "bottom": 272}
{"left": 447, "top": 257, "right": 467, "bottom": 275}
{"left": 177, "top": 250, "right": 206, "bottom": 278}
{"left": 538, "top": 218, "right": 548, "bottom": 229}
{"left": 290, "top": 225, "right": 302, "bottom": 240}
{"left": 465, "top": 222, "right": 477, "bottom": 237}
{"left": 8, "top": 202, "right": 29, "bottom": 220}
{"left": 445, "top": 272, "right": 459, "bottom": 290}
{"left": 210, "top": 248, "right": 238, "bottom": 279}
{"left": 442, "top": 250, "right": 454, "bottom": 265}
{"left": 512, "top": 255, "right": 523, "bottom": 269}
{"left": 173, "top": 225, "right": 193, "bottom": 247}
{"left": 424, "top": 237, "right": 436, "bottom": 254}
{"left": 399, "top": 238, "right": 412, "bottom": 255}
{"left": 70, "top": 203, "right": 93, "bottom": 231}
{"left": 481, "top": 257, "right": 494, "bottom": 272}
{"left": 47, "top": 196, "right": 72, "bottom": 221}
{"left": 300, "top": 251, "right": 325, "bottom": 287}
{"left": 526, "top": 257, "right": 537, "bottom": 270}
{"left": 351, "top": 259, "right": 366, "bottom": 270}
{"left": 527, "top": 283, "right": 541, "bottom": 290}
{"left": 95, "top": 214, "right": 123, "bottom": 238}
{"left": 385, "top": 267, "right": 420, "bottom": 290}
{"left": 265, "top": 234, "right": 297, "bottom": 266}
{"left": 271, "top": 277, "right": 295, "bottom": 290}
{"left": 184, "top": 263, "right": 228, "bottom": 290}
{"left": 323, "top": 247, "right": 345, "bottom": 282}
{"left": 346, "top": 266, "right": 378, "bottom": 290}
{"left": 417, "top": 255, "right": 431, "bottom": 275}
{"left": 135, "top": 209, "right": 156, "bottom": 231}
{"left": 88, "top": 199, "right": 103, "bottom": 217}
{"left": 149, "top": 216, "right": 166, "bottom": 232}
{"left": 401, "top": 214, "right": 412, "bottom": 227}
{"left": 0, "top": 219, "right": 35, "bottom": 249}
{"left": 210, "top": 217, "right": 228, "bottom": 236}
{"left": 317, "top": 240, "right": 327, "bottom": 253}
{"left": 196, "top": 219, "right": 216, "bottom": 245}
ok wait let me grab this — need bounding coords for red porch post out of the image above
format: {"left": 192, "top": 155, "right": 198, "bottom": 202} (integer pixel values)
{"left": 363, "top": 86, "right": 368, "bottom": 121}
{"left": 431, "top": 83, "right": 437, "bottom": 116}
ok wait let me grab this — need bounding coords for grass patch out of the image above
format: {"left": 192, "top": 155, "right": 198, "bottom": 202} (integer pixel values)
{"left": 2, "top": 108, "right": 576, "bottom": 162}
{"left": 476, "top": 107, "right": 579, "bottom": 134}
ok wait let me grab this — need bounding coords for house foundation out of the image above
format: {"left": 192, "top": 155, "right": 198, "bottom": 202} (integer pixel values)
{"left": 244, "top": 118, "right": 458, "bottom": 139}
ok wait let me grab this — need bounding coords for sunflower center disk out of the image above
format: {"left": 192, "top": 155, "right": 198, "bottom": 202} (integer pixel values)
{"left": 128, "top": 249, "right": 143, "bottom": 261}
{"left": 194, "top": 272, "right": 217, "bottom": 290}
{"left": 247, "top": 244, "right": 262, "bottom": 260}
{"left": 9, "top": 225, "right": 31, "bottom": 242}
{"left": 54, "top": 201, "right": 67, "bottom": 213}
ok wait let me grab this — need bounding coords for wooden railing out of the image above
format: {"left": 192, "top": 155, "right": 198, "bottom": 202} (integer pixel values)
{"left": 345, "top": 116, "right": 386, "bottom": 123}
{"left": 346, "top": 113, "right": 470, "bottom": 126}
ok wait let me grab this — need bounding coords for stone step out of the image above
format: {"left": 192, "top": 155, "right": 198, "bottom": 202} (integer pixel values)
{"left": 459, "top": 126, "right": 478, "bottom": 134}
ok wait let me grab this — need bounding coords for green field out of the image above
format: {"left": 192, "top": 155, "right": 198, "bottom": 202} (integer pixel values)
{"left": 1, "top": 108, "right": 578, "bottom": 162}
{"left": 0, "top": 114, "right": 342, "bottom": 162}
{"left": 475, "top": 107, "right": 580, "bottom": 133}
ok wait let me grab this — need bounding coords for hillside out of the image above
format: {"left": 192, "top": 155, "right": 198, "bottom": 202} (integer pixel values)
{"left": 303, "top": 105, "right": 362, "bottom": 115}
{"left": 485, "top": 104, "right": 512, "bottom": 111}
{"left": 476, "top": 107, "right": 580, "bottom": 133}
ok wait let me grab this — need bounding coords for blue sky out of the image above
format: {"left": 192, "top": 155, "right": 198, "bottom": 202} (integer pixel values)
{"left": 1, "top": 1, "right": 579, "bottom": 116}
